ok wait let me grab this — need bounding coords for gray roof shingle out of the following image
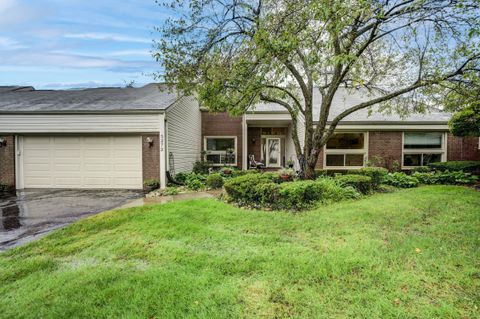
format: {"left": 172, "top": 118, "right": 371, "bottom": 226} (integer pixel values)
{"left": 251, "top": 88, "right": 451, "bottom": 123}
{"left": 0, "top": 83, "right": 179, "bottom": 113}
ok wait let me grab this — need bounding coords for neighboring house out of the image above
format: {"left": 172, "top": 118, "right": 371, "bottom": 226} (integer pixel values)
{"left": 0, "top": 84, "right": 479, "bottom": 191}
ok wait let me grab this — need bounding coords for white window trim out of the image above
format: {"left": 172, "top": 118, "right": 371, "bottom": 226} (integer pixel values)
{"left": 204, "top": 136, "right": 238, "bottom": 166}
{"left": 401, "top": 132, "right": 447, "bottom": 169}
{"left": 323, "top": 131, "right": 368, "bottom": 170}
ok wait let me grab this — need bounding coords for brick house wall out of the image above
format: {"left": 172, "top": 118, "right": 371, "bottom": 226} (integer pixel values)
{"left": 142, "top": 134, "right": 160, "bottom": 186}
{"left": 247, "top": 127, "right": 262, "bottom": 163}
{"left": 368, "top": 131, "right": 403, "bottom": 170}
{"left": 0, "top": 135, "right": 15, "bottom": 191}
{"left": 447, "top": 134, "right": 480, "bottom": 161}
{"left": 201, "top": 112, "right": 244, "bottom": 169}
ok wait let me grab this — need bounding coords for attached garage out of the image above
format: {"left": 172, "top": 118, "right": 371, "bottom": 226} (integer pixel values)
{"left": 0, "top": 84, "right": 202, "bottom": 191}
{"left": 19, "top": 135, "right": 142, "bottom": 189}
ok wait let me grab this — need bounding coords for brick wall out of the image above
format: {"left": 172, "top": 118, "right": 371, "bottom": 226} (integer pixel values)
{"left": 447, "top": 134, "right": 480, "bottom": 161}
{"left": 201, "top": 112, "right": 243, "bottom": 169}
{"left": 247, "top": 127, "right": 262, "bottom": 163}
{"left": 0, "top": 135, "right": 15, "bottom": 191}
{"left": 368, "top": 131, "right": 403, "bottom": 170}
{"left": 142, "top": 134, "right": 160, "bottom": 186}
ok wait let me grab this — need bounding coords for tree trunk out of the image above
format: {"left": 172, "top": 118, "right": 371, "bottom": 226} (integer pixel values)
{"left": 305, "top": 164, "right": 316, "bottom": 180}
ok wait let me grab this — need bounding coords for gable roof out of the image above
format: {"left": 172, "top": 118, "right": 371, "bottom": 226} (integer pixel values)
{"left": 0, "top": 84, "right": 179, "bottom": 113}
{"left": 251, "top": 87, "right": 451, "bottom": 124}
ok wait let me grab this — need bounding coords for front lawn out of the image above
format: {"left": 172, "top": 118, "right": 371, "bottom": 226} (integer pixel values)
{"left": 0, "top": 186, "right": 479, "bottom": 318}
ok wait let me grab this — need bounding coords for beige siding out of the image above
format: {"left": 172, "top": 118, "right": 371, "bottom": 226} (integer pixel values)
{"left": 0, "top": 113, "right": 162, "bottom": 133}
{"left": 166, "top": 96, "right": 202, "bottom": 173}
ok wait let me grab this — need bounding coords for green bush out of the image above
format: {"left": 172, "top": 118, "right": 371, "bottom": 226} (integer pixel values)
{"left": 277, "top": 180, "right": 323, "bottom": 210}
{"left": 411, "top": 166, "right": 432, "bottom": 173}
{"left": 428, "top": 161, "right": 480, "bottom": 172}
{"left": 174, "top": 172, "right": 189, "bottom": 184}
{"left": 193, "top": 161, "right": 212, "bottom": 174}
{"left": 224, "top": 174, "right": 275, "bottom": 205}
{"left": 163, "top": 187, "right": 179, "bottom": 195}
{"left": 263, "top": 172, "right": 284, "bottom": 183}
{"left": 206, "top": 173, "right": 224, "bottom": 189}
{"left": 335, "top": 174, "right": 373, "bottom": 194}
{"left": 144, "top": 179, "right": 160, "bottom": 189}
{"left": 225, "top": 174, "right": 362, "bottom": 210}
{"left": 185, "top": 173, "right": 206, "bottom": 191}
{"left": 412, "top": 171, "right": 478, "bottom": 185}
{"left": 383, "top": 172, "right": 419, "bottom": 188}
{"left": 315, "top": 178, "right": 361, "bottom": 203}
{"left": 349, "top": 167, "right": 388, "bottom": 189}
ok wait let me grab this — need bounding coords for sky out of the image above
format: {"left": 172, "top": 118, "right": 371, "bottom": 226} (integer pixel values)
{"left": 0, "top": 0, "right": 168, "bottom": 89}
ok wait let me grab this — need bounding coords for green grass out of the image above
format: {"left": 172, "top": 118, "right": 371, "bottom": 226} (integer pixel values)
{"left": 0, "top": 186, "right": 479, "bottom": 318}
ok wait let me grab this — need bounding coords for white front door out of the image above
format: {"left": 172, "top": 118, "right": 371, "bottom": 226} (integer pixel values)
{"left": 265, "top": 138, "right": 281, "bottom": 167}
{"left": 20, "top": 135, "right": 143, "bottom": 189}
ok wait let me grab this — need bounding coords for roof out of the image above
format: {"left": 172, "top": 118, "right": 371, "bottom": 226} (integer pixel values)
{"left": 0, "top": 83, "right": 180, "bottom": 113}
{"left": 250, "top": 87, "right": 452, "bottom": 124}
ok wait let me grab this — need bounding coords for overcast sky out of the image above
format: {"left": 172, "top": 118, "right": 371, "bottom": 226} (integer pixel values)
{"left": 0, "top": 0, "right": 166, "bottom": 89}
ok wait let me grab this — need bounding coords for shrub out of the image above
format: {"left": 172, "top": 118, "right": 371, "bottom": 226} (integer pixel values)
{"left": 383, "top": 172, "right": 419, "bottom": 188}
{"left": 277, "top": 180, "right": 323, "bottom": 210}
{"left": 349, "top": 167, "right": 388, "bottom": 189}
{"left": 315, "top": 178, "right": 361, "bottom": 203}
{"left": 335, "top": 174, "right": 373, "bottom": 194}
{"left": 143, "top": 179, "right": 160, "bottom": 189}
{"left": 224, "top": 174, "right": 275, "bottom": 205}
{"left": 255, "top": 182, "right": 280, "bottom": 207}
{"left": 174, "top": 172, "right": 189, "bottom": 184}
{"left": 428, "top": 161, "right": 480, "bottom": 173}
{"left": 193, "top": 161, "right": 212, "bottom": 174}
{"left": 411, "top": 166, "right": 431, "bottom": 173}
{"left": 206, "top": 173, "right": 224, "bottom": 189}
{"left": 262, "top": 172, "right": 283, "bottom": 183}
{"left": 413, "top": 171, "right": 478, "bottom": 185}
{"left": 185, "top": 173, "right": 206, "bottom": 191}
{"left": 163, "top": 187, "right": 179, "bottom": 195}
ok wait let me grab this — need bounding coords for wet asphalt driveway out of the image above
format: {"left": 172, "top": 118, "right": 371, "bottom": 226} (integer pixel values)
{"left": 0, "top": 189, "right": 143, "bottom": 251}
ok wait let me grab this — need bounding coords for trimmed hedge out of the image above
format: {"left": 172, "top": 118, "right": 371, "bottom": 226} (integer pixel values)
{"left": 428, "top": 161, "right": 480, "bottom": 173}
{"left": 348, "top": 167, "right": 388, "bottom": 189}
{"left": 224, "top": 175, "right": 361, "bottom": 210}
{"left": 335, "top": 174, "right": 373, "bottom": 194}
{"left": 383, "top": 172, "right": 419, "bottom": 188}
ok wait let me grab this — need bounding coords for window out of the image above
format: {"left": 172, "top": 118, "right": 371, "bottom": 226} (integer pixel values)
{"left": 204, "top": 136, "right": 237, "bottom": 166}
{"left": 402, "top": 132, "right": 445, "bottom": 168}
{"left": 325, "top": 132, "right": 367, "bottom": 169}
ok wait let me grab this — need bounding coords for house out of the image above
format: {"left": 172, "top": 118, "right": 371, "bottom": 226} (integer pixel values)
{"left": 0, "top": 84, "right": 479, "bottom": 191}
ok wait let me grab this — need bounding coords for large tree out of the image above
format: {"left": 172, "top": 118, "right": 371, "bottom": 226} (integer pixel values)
{"left": 154, "top": 0, "right": 480, "bottom": 178}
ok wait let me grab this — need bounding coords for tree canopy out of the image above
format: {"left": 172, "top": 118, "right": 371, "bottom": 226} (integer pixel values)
{"left": 154, "top": 0, "right": 480, "bottom": 177}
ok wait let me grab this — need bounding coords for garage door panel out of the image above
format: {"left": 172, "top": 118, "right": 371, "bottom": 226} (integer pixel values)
{"left": 22, "top": 136, "right": 143, "bottom": 189}
{"left": 54, "top": 164, "right": 82, "bottom": 172}
{"left": 54, "top": 149, "right": 82, "bottom": 157}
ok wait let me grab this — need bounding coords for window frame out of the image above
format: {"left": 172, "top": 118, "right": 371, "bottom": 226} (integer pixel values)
{"left": 401, "top": 132, "right": 447, "bottom": 169}
{"left": 323, "top": 131, "right": 368, "bottom": 170}
{"left": 203, "top": 136, "right": 237, "bottom": 166}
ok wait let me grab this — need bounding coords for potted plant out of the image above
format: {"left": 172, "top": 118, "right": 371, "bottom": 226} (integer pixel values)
{"left": 279, "top": 168, "right": 295, "bottom": 182}
{"left": 143, "top": 179, "right": 160, "bottom": 192}
{"left": 220, "top": 166, "right": 233, "bottom": 175}
{"left": 286, "top": 159, "right": 295, "bottom": 168}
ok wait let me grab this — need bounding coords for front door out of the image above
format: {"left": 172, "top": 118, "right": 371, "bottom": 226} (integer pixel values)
{"left": 266, "top": 138, "right": 281, "bottom": 167}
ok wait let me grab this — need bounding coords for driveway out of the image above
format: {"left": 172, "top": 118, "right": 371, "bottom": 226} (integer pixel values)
{"left": 0, "top": 189, "right": 143, "bottom": 251}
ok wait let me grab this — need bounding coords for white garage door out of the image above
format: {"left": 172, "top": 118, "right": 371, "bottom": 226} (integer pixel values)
{"left": 21, "top": 136, "right": 143, "bottom": 189}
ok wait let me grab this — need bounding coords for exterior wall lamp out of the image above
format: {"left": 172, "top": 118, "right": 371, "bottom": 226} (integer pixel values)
{"left": 0, "top": 137, "right": 6, "bottom": 148}
{"left": 145, "top": 137, "right": 154, "bottom": 147}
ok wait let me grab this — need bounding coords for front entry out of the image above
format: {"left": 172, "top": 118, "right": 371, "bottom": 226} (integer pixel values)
{"left": 265, "top": 138, "right": 281, "bottom": 167}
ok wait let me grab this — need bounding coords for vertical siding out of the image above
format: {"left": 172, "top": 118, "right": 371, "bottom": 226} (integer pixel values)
{"left": 166, "top": 96, "right": 202, "bottom": 173}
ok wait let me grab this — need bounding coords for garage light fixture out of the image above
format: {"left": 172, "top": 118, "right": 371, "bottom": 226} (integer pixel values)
{"left": 0, "top": 138, "right": 6, "bottom": 148}
{"left": 145, "top": 137, "right": 154, "bottom": 147}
